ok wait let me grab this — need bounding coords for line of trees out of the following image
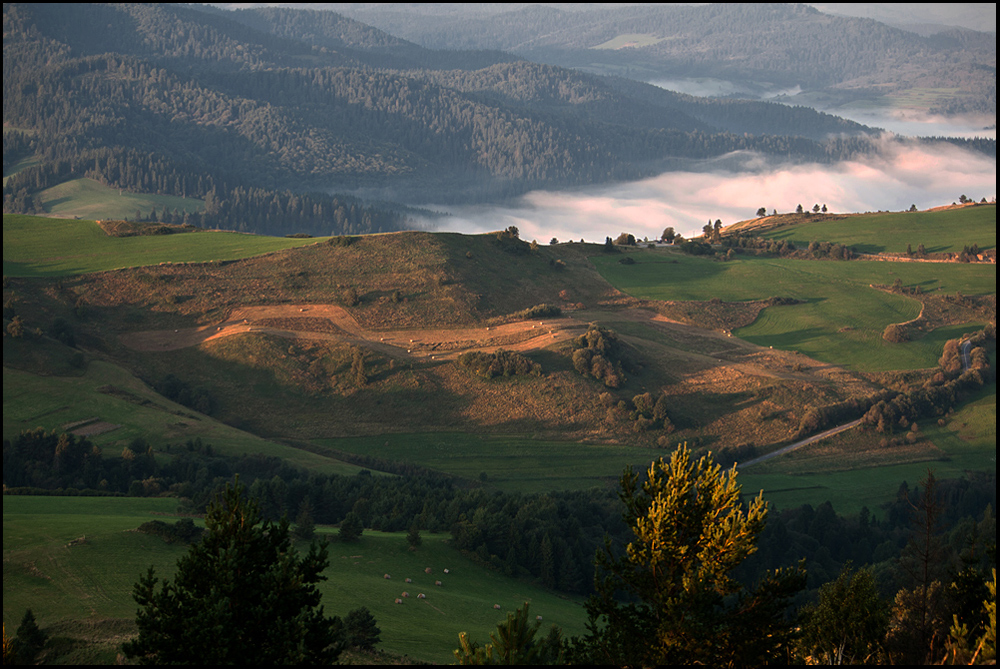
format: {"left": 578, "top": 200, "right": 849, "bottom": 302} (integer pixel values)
{"left": 94, "top": 444, "right": 995, "bottom": 665}
{"left": 793, "top": 325, "right": 994, "bottom": 441}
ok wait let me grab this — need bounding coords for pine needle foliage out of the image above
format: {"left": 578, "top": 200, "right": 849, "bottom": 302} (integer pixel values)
{"left": 578, "top": 444, "right": 804, "bottom": 666}
{"left": 122, "top": 480, "right": 344, "bottom": 665}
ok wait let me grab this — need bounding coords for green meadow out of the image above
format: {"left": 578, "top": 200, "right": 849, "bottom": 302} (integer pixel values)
{"left": 318, "top": 432, "right": 660, "bottom": 493}
{"left": 760, "top": 205, "right": 996, "bottom": 254}
{"left": 739, "top": 383, "right": 996, "bottom": 516}
{"left": 3, "top": 360, "right": 361, "bottom": 475}
{"left": 844, "top": 87, "right": 972, "bottom": 112}
{"left": 34, "top": 178, "right": 205, "bottom": 222}
{"left": 592, "top": 251, "right": 995, "bottom": 371}
{"left": 2, "top": 496, "right": 588, "bottom": 664}
{"left": 740, "top": 346, "right": 996, "bottom": 516}
{"left": 592, "top": 33, "right": 666, "bottom": 49}
{"left": 3, "top": 214, "right": 322, "bottom": 277}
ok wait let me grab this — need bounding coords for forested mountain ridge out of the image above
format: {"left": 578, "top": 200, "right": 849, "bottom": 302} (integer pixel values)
{"left": 338, "top": 2, "right": 997, "bottom": 116}
{"left": 1, "top": 2, "right": 926, "bottom": 230}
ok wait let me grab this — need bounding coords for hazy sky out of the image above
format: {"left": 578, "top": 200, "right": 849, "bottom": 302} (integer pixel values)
{"left": 424, "top": 139, "right": 996, "bottom": 243}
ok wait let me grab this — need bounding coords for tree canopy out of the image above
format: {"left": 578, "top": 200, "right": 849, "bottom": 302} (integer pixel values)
{"left": 578, "top": 444, "right": 804, "bottom": 665}
{"left": 122, "top": 480, "right": 344, "bottom": 665}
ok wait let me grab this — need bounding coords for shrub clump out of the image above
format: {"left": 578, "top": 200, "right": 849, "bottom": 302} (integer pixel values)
{"left": 136, "top": 518, "right": 205, "bottom": 544}
{"left": 328, "top": 235, "right": 356, "bottom": 247}
{"left": 456, "top": 349, "right": 541, "bottom": 379}
{"left": 511, "top": 304, "right": 562, "bottom": 320}
{"left": 570, "top": 324, "right": 631, "bottom": 388}
{"left": 626, "top": 391, "right": 675, "bottom": 433}
{"left": 882, "top": 323, "right": 909, "bottom": 343}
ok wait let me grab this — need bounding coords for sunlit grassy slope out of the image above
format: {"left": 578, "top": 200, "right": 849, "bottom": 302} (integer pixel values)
{"left": 592, "top": 250, "right": 994, "bottom": 371}
{"left": 759, "top": 205, "right": 996, "bottom": 254}
{"left": 35, "top": 178, "right": 205, "bottom": 221}
{"left": 3, "top": 214, "right": 322, "bottom": 277}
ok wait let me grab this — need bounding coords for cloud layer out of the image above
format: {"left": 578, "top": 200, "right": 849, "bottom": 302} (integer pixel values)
{"left": 423, "top": 141, "right": 996, "bottom": 243}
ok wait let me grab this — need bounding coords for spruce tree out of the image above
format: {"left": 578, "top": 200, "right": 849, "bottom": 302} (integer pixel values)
{"left": 122, "top": 480, "right": 344, "bottom": 664}
{"left": 12, "top": 609, "right": 46, "bottom": 665}
{"left": 344, "top": 607, "right": 381, "bottom": 652}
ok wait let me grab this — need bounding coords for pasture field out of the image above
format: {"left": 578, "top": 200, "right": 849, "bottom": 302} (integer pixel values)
{"left": 847, "top": 87, "right": 971, "bottom": 112}
{"left": 758, "top": 205, "right": 996, "bottom": 254}
{"left": 317, "top": 432, "right": 660, "bottom": 493}
{"left": 34, "top": 178, "right": 205, "bottom": 222}
{"left": 592, "top": 33, "right": 666, "bottom": 49}
{"left": 740, "top": 363, "right": 996, "bottom": 516}
{"left": 591, "top": 250, "right": 995, "bottom": 371}
{"left": 2, "top": 360, "right": 361, "bottom": 475}
{"left": 3, "top": 214, "right": 321, "bottom": 277}
{"left": 2, "top": 496, "right": 588, "bottom": 664}
{"left": 2, "top": 496, "right": 186, "bottom": 663}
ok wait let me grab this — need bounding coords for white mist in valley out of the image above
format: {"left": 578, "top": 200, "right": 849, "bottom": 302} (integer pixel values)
{"left": 646, "top": 78, "right": 996, "bottom": 140}
{"left": 423, "top": 141, "right": 996, "bottom": 244}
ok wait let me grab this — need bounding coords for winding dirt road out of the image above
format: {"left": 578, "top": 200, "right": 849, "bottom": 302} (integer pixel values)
{"left": 119, "top": 303, "right": 589, "bottom": 360}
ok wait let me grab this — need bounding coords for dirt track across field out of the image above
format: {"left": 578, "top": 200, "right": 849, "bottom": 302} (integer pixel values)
{"left": 119, "top": 303, "right": 589, "bottom": 360}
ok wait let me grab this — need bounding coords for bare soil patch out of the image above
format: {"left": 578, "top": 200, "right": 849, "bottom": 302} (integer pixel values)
{"left": 69, "top": 421, "right": 121, "bottom": 437}
{"left": 120, "top": 302, "right": 589, "bottom": 361}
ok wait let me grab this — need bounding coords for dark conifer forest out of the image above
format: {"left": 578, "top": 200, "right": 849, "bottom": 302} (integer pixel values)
{"left": 1, "top": 2, "right": 922, "bottom": 236}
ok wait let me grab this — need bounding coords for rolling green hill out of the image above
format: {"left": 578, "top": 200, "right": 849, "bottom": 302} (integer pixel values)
{"left": 3, "top": 215, "right": 323, "bottom": 277}
{"left": 591, "top": 249, "right": 994, "bottom": 371}
{"left": 3, "top": 204, "right": 995, "bottom": 664}
{"left": 32, "top": 178, "right": 205, "bottom": 222}
{"left": 755, "top": 204, "right": 996, "bottom": 255}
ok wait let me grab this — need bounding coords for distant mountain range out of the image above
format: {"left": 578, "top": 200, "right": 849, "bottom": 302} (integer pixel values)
{"left": 330, "top": 3, "right": 996, "bottom": 116}
{"left": 2, "top": 3, "right": 993, "bottom": 235}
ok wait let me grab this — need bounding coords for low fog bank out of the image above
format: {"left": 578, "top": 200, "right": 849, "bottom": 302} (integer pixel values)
{"left": 647, "top": 77, "right": 804, "bottom": 101}
{"left": 646, "top": 78, "right": 995, "bottom": 140}
{"left": 814, "top": 108, "right": 996, "bottom": 141}
{"left": 420, "top": 141, "right": 996, "bottom": 244}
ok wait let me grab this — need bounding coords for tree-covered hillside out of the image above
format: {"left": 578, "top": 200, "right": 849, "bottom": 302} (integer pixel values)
{"left": 340, "top": 3, "right": 996, "bottom": 116}
{"left": 4, "top": 2, "right": 893, "bottom": 229}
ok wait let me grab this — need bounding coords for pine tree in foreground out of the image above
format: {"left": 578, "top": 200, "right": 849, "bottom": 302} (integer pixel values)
{"left": 122, "top": 480, "right": 344, "bottom": 665}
